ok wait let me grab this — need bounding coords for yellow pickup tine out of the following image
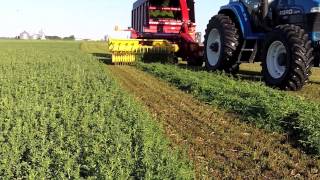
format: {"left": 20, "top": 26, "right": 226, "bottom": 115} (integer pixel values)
{"left": 107, "top": 38, "right": 179, "bottom": 65}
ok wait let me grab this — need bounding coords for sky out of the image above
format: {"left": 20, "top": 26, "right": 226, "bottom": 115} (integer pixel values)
{"left": 0, "top": 0, "right": 229, "bottom": 40}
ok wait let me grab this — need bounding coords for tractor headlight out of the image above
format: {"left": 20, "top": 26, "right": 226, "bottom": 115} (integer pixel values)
{"left": 311, "top": 7, "right": 320, "bottom": 13}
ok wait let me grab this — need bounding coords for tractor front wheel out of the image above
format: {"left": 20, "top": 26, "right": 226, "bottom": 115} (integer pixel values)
{"left": 204, "top": 14, "right": 241, "bottom": 73}
{"left": 262, "top": 25, "right": 314, "bottom": 91}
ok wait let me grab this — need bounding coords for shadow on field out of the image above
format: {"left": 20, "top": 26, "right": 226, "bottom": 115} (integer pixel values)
{"left": 310, "top": 80, "right": 320, "bottom": 85}
{"left": 184, "top": 66, "right": 320, "bottom": 85}
{"left": 177, "top": 63, "right": 264, "bottom": 82}
{"left": 92, "top": 53, "right": 112, "bottom": 64}
{"left": 235, "top": 70, "right": 263, "bottom": 82}
{"left": 161, "top": 64, "right": 320, "bottom": 154}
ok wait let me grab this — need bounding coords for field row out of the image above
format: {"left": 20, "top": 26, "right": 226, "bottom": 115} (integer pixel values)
{"left": 137, "top": 63, "right": 320, "bottom": 155}
{"left": 79, "top": 41, "right": 320, "bottom": 154}
{"left": 107, "top": 65, "right": 320, "bottom": 178}
{"left": 0, "top": 41, "right": 193, "bottom": 179}
{"left": 79, "top": 41, "right": 320, "bottom": 177}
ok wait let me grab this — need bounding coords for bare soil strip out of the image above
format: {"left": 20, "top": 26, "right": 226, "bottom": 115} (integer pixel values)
{"left": 108, "top": 65, "right": 320, "bottom": 179}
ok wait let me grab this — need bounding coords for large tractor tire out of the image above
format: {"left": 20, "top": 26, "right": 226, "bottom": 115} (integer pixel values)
{"left": 262, "top": 25, "right": 314, "bottom": 91}
{"left": 204, "top": 14, "right": 241, "bottom": 73}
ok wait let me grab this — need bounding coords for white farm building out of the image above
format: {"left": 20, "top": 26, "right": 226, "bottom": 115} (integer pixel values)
{"left": 19, "top": 31, "right": 30, "bottom": 40}
{"left": 19, "top": 30, "right": 46, "bottom": 40}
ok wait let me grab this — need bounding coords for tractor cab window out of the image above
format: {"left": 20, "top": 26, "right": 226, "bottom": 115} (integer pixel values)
{"left": 241, "top": 0, "right": 261, "bottom": 11}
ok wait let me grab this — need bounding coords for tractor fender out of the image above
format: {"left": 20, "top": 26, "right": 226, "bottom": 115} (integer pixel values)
{"left": 218, "top": 3, "right": 263, "bottom": 40}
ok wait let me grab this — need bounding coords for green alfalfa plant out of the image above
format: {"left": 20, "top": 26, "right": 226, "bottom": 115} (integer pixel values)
{"left": 150, "top": 10, "right": 174, "bottom": 19}
{"left": 137, "top": 62, "right": 320, "bottom": 155}
{"left": 152, "top": 0, "right": 170, "bottom": 7}
{"left": 0, "top": 41, "right": 194, "bottom": 178}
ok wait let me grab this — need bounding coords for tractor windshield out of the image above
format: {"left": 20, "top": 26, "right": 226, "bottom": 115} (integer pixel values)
{"left": 241, "top": 0, "right": 261, "bottom": 10}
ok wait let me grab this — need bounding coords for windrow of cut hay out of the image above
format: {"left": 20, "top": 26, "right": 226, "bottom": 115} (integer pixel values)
{"left": 0, "top": 41, "right": 193, "bottom": 179}
{"left": 79, "top": 41, "right": 109, "bottom": 54}
{"left": 138, "top": 63, "right": 320, "bottom": 155}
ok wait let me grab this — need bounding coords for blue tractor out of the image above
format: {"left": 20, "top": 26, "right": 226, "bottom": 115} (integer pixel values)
{"left": 204, "top": 0, "right": 320, "bottom": 90}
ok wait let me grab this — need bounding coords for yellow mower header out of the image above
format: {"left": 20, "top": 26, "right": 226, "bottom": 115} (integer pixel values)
{"left": 108, "top": 38, "right": 179, "bottom": 64}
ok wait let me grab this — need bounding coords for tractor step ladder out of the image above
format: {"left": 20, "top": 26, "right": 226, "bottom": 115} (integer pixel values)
{"left": 238, "top": 40, "right": 257, "bottom": 63}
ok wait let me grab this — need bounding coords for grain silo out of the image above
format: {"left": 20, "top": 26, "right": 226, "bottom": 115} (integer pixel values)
{"left": 39, "top": 30, "right": 46, "bottom": 40}
{"left": 19, "top": 31, "right": 30, "bottom": 40}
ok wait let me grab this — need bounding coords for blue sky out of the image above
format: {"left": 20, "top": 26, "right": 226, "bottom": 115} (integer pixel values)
{"left": 0, "top": 0, "right": 228, "bottom": 40}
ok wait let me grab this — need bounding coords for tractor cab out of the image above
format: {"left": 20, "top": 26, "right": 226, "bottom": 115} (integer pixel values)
{"left": 240, "top": 0, "right": 275, "bottom": 12}
{"left": 238, "top": 0, "right": 277, "bottom": 31}
{"left": 240, "top": 0, "right": 264, "bottom": 12}
{"left": 239, "top": 0, "right": 320, "bottom": 35}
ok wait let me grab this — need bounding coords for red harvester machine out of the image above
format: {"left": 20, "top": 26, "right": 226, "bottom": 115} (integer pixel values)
{"left": 108, "top": 0, "right": 204, "bottom": 65}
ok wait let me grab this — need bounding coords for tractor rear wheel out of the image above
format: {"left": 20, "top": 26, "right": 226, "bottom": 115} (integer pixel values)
{"left": 262, "top": 25, "right": 314, "bottom": 91}
{"left": 204, "top": 14, "right": 241, "bottom": 73}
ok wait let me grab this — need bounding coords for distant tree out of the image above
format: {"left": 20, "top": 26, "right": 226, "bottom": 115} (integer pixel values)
{"left": 45, "top": 36, "right": 62, "bottom": 40}
{"left": 63, "top": 35, "right": 75, "bottom": 41}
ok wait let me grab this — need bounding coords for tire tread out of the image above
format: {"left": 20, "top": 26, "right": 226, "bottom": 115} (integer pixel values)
{"left": 262, "top": 24, "right": 313, "bottom": 90}
{"left": 204, "top": 14, "right": 241, "bottom": 73}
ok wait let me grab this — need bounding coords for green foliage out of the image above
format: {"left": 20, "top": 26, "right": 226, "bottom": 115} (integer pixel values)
{"left": 152, "top": 0, "right": 170, "bottom": 7}
{"left": 150, "top": 10, "right": 174, "bottom": 19}
{"left": 149, "top": 0, "right": 175, "bottom": 19}
{"left": 137, "top": 63, "right": 320, "bottom": 155}
{"left": 45, "top": 36, "right": 62, "bottom": 40}
{"left": 63, "top": 35, "right": 75, "bottom": 41}
{"left": 0, "top": 41, "right": 194, "bottom": 179}
{"left": 80, "top": 41, "right": 109, "bottom": 54}
{"left": 45, "top": 35, "right": 75, "bottom": 41}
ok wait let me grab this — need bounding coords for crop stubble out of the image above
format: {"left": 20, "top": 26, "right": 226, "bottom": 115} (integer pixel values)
{"left": 108, "top": 66, "right": 320, "bottom": 179}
